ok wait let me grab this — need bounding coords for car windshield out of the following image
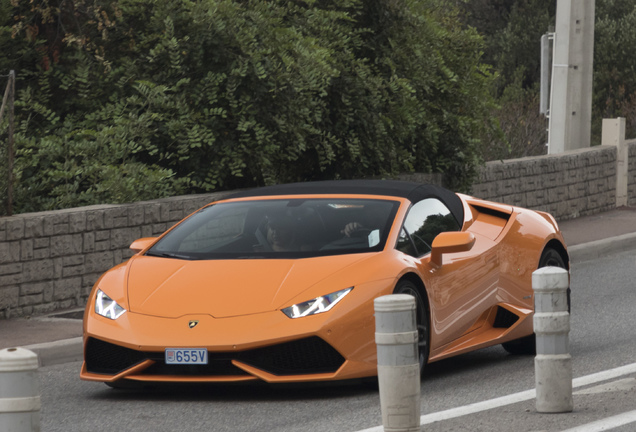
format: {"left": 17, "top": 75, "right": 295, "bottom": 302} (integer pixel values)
{"left": 147, "top": 198, "right": 400, "bottom": 260}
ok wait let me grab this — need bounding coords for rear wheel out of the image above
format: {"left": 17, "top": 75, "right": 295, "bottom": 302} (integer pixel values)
{"left": 393, "top": 280, "right": 430, "bottom": 377}
{"left": 501, "top": 247, "right": 568, "bottom": 355}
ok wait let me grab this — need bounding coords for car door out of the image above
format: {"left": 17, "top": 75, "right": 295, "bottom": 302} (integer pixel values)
{"left": 396, "top": 198, "right": 500, "bottom": 352}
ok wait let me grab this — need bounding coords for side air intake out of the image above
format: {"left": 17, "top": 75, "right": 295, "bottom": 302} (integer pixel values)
{"left": 492, "top": 306, "right": 520, "bottom": 329}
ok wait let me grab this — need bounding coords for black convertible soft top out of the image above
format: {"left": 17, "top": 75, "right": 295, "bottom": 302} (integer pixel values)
{"left": 226, "top": 180, "right": 464, "bottom": 227}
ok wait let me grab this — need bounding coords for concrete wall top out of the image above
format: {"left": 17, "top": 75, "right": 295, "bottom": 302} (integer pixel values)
{"left": 471, "top": 145, "right": 617, "bottom": 220}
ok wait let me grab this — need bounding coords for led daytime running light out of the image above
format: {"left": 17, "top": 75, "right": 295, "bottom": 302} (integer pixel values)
{"left": 95, "top": 289, "right": 126, "bottom": 320}
{"left": 282, "top": 288, "right": 352, "bottom": 319}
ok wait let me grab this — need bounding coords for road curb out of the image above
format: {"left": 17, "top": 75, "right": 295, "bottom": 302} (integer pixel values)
{"left": 23, "top": 337, "right": 83, "bottom": 367}
{"left": 568, "top": 232, "right": 636, "bottom": 263}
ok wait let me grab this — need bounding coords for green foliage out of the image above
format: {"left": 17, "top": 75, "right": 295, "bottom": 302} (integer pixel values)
{"left": 455, "top": 0, "right": 555, "bottom": 96}
{"left": 480, "top": 71, "right": 547, "bottom": 161}
{"left": 457, "top": 0, "right": 636, "bottom": 155}
{"left": 1, "top": 0, "right": 496, "bottom": 213}
{"left": 5, "top": 0, "right": 636, "bottom": 212}
{"left": 593, "top": 0, "right": 636, "bottom": 139}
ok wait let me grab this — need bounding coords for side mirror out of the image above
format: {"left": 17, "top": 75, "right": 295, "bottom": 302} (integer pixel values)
{"left": 430, "top": 232, "right": 475, "bottom": 267}
{"left": 129, "top": 237, "right": 157, "bottom": 253}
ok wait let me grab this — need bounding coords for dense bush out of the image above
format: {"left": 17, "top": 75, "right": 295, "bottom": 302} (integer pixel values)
{"left": 457, "top": 0, "right": 636, "bottom": 159}
{"left": 0, "top": 0, "right": 496, "bottom": 214}
{"left": 594, "top": 0, "right": 636, "bottom": 139}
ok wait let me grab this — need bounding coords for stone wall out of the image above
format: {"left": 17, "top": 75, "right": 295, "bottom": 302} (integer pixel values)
{"left": 0, "top": 141, "right": 634, "bottom": 319}
{"left": 470, "top": 146, "right": 617, "bottom": 220}
{"left": 0, "top": 192, "right": 230, "bottom": 319}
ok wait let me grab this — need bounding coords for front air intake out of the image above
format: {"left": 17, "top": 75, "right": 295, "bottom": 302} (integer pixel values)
{"left": 85, "top": 338, "right": 148, "bottom": 374}
{"left": 239, "top": 336, "right": 345, "bottom": 375}
{"left": 85, "top": 336, "right": 344, "bottom": 377}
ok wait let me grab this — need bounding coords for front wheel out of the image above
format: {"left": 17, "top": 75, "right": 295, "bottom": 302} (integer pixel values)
{"left": 501, "top": 247, "right": 568, "bottom": 355}
{"left": 393, "top": 280, "right": 430, "bottom": 377}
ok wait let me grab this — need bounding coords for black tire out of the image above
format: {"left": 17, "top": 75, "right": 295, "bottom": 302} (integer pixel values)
{"left": 538, "top": 248, "right": 567, "bottom": 269}
{"left": 537, "top": 247, "right": 570, "bottom": 313}
{"left": 501, "top": 247, "right": 568, "bottom": 355}
{"left": 393, "top": 280, "right": 430, "bottom": 377}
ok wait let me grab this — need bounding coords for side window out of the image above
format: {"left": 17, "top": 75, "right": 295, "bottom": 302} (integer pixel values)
{"left": 396, "top": 198, "right": 460, "bottom": 257}
{"left": 396, "top": 228, "right": 417, "bottom": 256}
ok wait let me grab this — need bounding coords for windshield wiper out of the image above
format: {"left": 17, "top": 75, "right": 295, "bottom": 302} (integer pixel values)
{"left": 145, "top": 251, "right": 197, "bottom": 260}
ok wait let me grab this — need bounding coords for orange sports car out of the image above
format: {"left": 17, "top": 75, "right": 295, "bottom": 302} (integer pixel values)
{"left": 80, "top": 180, "right": 569, "bottom": 386}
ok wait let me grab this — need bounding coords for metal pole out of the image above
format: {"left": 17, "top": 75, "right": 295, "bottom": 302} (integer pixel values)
{"left": 375, "top": 294, "right": 420, "bottom": 432}
{"left": 0, "top": 71, "right": 15, "bottom": 216}
{"left": 0, "top": 73, "right": 10, "bottom": 120}
{"left": 540, "top": 33, "right": 554, "bottom": 116}
{"left": 8, "top": 70, "right": 15, "bottom": 216}
{"left": 533, "top": 266, "right": 573, "bottom": 413}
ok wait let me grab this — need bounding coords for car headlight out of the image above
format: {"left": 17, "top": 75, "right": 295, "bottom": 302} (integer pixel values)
{"left": 282, "top": 288, "right": 352, "bottom": 319}
{"left": 95, "top": 289, "right": 126, "bottom": 320}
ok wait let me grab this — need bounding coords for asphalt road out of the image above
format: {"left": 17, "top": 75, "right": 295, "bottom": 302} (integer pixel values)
{"left": 38, "top": 248, "right": 636, "bottom": 432}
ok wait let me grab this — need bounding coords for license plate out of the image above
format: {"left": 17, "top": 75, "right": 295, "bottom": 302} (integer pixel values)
{"left": 165, "top": 348, "right": 208, "bottom": 365}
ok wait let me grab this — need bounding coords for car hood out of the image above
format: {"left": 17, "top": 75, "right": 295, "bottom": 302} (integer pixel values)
{"left": 126, "top": 254, "right": 373, "bottom": 318}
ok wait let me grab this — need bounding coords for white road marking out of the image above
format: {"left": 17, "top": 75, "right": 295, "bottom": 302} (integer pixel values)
{"left": 356, "top": 362, "right": 636, "bottom": 432}
{"left": 572, "top": 363, "right": 636, "bottom": 388}
{"left": 559, "top": 410, "right": 636, "bottom": 432}
{"left": 573, "top": 378, "right": 636, "bottom": 395}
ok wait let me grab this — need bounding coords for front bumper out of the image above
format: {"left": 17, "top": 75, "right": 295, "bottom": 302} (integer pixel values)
{"left": 81, "top": 335, "right": 350, "bottom": 383}
{"left": 80, "top": 301, "right": 379, "bottom": 384}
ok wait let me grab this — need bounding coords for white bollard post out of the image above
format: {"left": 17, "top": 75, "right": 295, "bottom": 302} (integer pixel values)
{"left": 375, "top": 294, "right": 420, "bottom": 432}
{"left": 0, "top": 347, "right": 41, "bottom": 432}
{"left": 533, "top": 266, "right": 573, "bottom": 413}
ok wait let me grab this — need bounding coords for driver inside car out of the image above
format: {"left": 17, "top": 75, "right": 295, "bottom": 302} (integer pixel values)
{"left": 265, "top": 215, "right": 299, "bottom": 251}
{"left": 341, "top": 222, "right": 365, "bottom": 237}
